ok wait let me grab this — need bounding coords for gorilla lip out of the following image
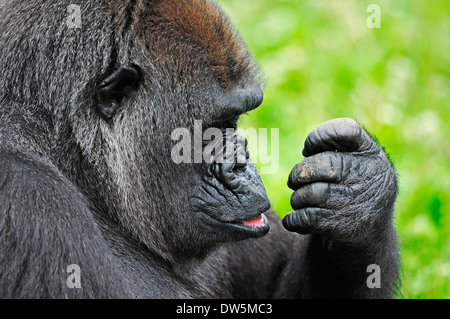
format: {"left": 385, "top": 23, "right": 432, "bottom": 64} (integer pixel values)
{"left": 230, "top": 212, "right": 270, "bottom": 237}
{"left": 241, "top": 214, "right": 266, "bottom": 227}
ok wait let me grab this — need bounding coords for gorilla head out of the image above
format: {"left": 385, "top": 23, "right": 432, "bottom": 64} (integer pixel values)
{"left": 0, "top": 0, "right": 270, "bottom": 264}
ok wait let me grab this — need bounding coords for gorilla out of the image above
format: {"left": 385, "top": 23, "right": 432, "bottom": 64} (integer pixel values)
{"left": 0, "top": 0, "right": 400, "bottom": 298}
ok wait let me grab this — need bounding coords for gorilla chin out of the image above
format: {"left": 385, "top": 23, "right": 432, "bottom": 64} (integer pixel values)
{"left": 191, "top": 132, "right": 271, "bottom": 243}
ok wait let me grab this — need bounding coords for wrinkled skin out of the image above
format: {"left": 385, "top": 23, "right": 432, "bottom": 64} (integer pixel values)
{"left": 192, "top": 132, "right": 271, "bottom": 241}
{"left": 0, "top": 0, "right": 399, "bottom": 298}
{"left": 285, "top": 118, "right": 398, "bottom": 242}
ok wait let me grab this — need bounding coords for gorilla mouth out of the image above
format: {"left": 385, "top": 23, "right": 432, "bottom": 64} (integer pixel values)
{"left": 232, "top": 213, "right": 270, "bottom": 236}
{"left": 203, "top": 211, "right": 270, "bottom": 238}
{"left": 191, "top": 131, "right": 271, "bottom": 239}
{"left": 241, "top": 214, "right": 267, "bottom": 227}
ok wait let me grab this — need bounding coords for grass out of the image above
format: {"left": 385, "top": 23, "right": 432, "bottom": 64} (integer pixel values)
{"left": 219, "top": 0, "right": 450, "bottom": 298}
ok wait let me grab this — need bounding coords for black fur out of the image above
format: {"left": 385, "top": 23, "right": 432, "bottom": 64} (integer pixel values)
{"left": 0, "top": 0, "right": 399, "bottom": 298}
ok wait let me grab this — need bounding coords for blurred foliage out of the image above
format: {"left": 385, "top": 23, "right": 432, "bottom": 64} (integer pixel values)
{"left": 219, "top": 0, "right": 450, "bottom": 298}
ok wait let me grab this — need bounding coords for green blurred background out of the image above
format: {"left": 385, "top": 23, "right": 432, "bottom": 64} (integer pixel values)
{"left": 219, "top": 0, "right": 449, "bottom": 298}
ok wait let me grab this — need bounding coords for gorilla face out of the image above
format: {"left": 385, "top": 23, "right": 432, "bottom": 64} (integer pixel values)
{"left": 78, "top": 0, "right": 272, "bottom": 262}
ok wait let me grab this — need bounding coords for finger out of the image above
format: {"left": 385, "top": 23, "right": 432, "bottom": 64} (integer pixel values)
{"left": 288, "top": 151, "right": 344, "bottom": 190}
{"left": 302, "top": 118, "right": 377, "bottom": 157}
{"left": 290, "top": 182, "right": 353, "bottom": 210}
{"left": 282, "top": 207, "right": 334, "bottom": 234}
{"left": 290, "top": 182, "right": 329, "bottom": 210}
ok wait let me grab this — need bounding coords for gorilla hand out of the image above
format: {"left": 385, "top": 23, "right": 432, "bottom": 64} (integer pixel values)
{"left": 283, "top": 118, "right": 398, "bottom": 243}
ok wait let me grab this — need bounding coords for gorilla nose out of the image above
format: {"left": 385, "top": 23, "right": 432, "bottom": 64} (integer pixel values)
{"left": 215, "top": 83, "right": 264, "bottom": 119}
{"left": 241, "top": 83, "right": 264, "bottom": 112}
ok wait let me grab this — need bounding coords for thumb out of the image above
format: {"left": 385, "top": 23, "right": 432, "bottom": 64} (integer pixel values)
{"left": 302, "top": 118, "right": 378, "bottom": 157}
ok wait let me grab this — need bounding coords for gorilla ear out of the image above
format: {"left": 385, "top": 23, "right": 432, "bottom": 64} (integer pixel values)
{"left": 96, "top": 66, "right": 140, "bottom": 121}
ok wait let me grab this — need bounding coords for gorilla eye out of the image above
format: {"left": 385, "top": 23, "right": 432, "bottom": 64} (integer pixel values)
{"left": 96, "top": 66, "right": 141, "bottom": 122}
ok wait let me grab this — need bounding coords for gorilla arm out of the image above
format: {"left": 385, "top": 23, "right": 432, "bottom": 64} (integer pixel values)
{"left": 221, "top": 118, "right": 400, "bottom": 298}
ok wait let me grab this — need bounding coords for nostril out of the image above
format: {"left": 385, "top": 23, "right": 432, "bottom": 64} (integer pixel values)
{"left": 234, "top": 160, "right": 247, "bottom": 169}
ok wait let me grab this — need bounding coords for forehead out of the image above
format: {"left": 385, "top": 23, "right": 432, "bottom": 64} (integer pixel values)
{"left": 130, "top": 0, "right": 259, "bottom": 88}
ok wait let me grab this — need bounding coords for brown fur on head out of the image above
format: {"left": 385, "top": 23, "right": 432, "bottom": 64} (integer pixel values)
{"left": 130, "top": 0, "right": 254, "bottom": 89}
